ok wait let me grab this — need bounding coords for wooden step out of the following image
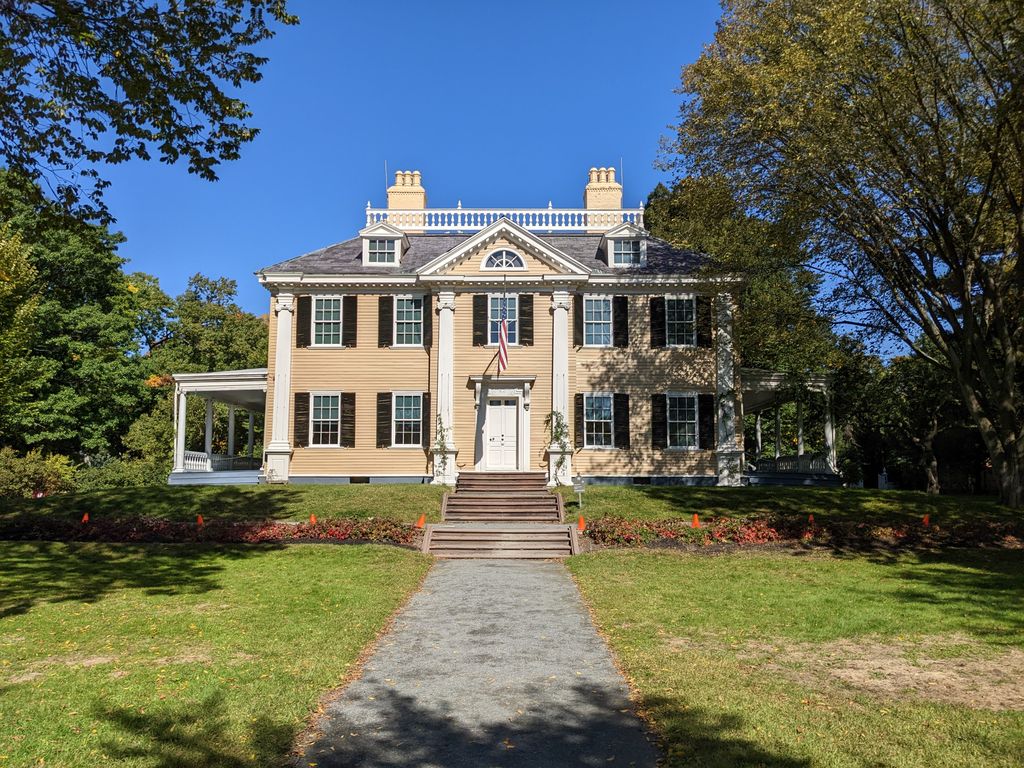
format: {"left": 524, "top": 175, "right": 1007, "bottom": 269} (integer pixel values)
{"left": 423, "top": 523, "right": 579, "bottom": 560}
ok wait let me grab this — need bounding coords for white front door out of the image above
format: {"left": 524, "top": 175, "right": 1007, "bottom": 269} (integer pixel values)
{"left": 485, "top": 398, "right": 519, "bottom": 470}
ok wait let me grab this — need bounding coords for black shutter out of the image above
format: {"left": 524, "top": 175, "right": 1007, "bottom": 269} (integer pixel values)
{"left": 613, "top": 296, "right": 629, "bottom": 348}
{"left": 472, "top": 294, "right": 488, "bottom": 346}
{"left": 573, "top": 295, "right": 584, "bottom": 346}
{"left": 698, "top": 393, "right": 716, "bottom": 449}
{"left": 422, "top": 294, "right": 433, "bottom": 348}
{"left": 651, "top": 394, "right": 668, "bottom": 449}
{"left": 614, "top": 393, "right": 630, "bottom": 449}
{"left": 696, "top": 296, "right": 713, "bottom": 348}
{"left": 376, "top": 393, "right": 392, "bottom": 447}
{"left": 340, "top": 392, "right": 356, "bottom": 447}
{"left": 574, "top": 392, "right": 585, "bottom": 448}
{"left": 342, "top": 296, "right": 358, "bottom": 347}
{"left": 293, "top": 393, "right": 310, "bottom": 448}
{"left": 519, "top": 294, "right": 534, "bottom": 346}
{"left": 650, "top": 297, "right": 666, "bottom": 348}
{"left": 421, "top": 392, "right": 431, "bottom": 448}
{"left": 296, "top": 296, "right": 311, "bottom": 348}
{"left": 378, "top": 296, "right": 393, "bottom": 347}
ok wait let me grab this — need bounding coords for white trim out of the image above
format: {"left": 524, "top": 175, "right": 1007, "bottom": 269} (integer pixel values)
{"left": 475, "top": 388, "right": 530, "bottom": 471}
{"left": 485, "top": 293, "right": 520, "bottom": 347}
{"left": 665, "top": 391, "right": 700, "bottom": 451}
{"left": 309, "top": 391, "right": 343, "bottom": 448}
{"left": 582, "top": 392, "right": 616, "bottom": 449}
{"left": 480, "top": 248, "right": 527, "bottom": 271}
{"left": 391, "top": 391, "right": 425, "bottom": 448}
{"left": 392, "top": 294, "right": 426, "bottom": 348}
{"left": 607, "top": 237, "right": 647, "bottom": 268}
{"left": 582, "top": 294, "right": 614, "bottom": 348}
{"left": 665, "top": 293, "right": 698, "bottom": 348}
{"left": 310, "top": 295, "right": 346, "bottom": 348}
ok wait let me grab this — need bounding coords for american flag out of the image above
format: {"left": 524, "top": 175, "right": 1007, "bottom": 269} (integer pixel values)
{"left": 497, "top": 299, "right": 510, "bottom": 374}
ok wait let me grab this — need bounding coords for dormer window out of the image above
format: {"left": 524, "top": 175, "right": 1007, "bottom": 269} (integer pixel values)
{"left": 483, "top": 249, "right": 525, "bottom": 270}
{"left": 368, "top": 239, "right": 397, "bottom": 264}
{"left": 612, "top": 239, "right": 643, "bottom": 266}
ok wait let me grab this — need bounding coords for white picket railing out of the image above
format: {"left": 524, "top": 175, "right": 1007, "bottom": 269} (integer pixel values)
{"left": 183, "top": 451, "right": 211, "bottom": 472}
{"left": 755, "top": 454, "right": 833, "bottom": 474}
{"left": 365, "top": 206, "right": 644, "bottom": 233}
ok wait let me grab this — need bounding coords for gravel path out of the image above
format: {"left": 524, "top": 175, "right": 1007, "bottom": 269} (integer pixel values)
{"left": 295, "top": 559, "right": 658, "bottom": 768}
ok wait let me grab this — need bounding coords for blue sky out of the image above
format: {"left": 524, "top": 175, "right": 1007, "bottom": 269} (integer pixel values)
{"left": 101, "top": 0, "right": 722, "bottom": 314}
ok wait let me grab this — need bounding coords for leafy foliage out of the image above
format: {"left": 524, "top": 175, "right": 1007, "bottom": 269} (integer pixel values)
{"left": 0, "top": 447, "right": 76, "bottom": 498}
{"left": 0, "top": 0, "right": 297, "bottom": 219}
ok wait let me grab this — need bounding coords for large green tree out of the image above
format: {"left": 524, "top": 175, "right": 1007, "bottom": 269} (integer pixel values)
{"left": 0, "top": 0, "right": 296, "bottom": 220}
{"left": 665, "top": 0, "right": 1024, "bottom": 506}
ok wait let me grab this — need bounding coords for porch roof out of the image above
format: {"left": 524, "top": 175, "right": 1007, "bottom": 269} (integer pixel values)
{"left": 741, "top": 367, "right": 831, "bottom": 413}
{"left": 171, "top": 368, "right": 268, "bottom": 411}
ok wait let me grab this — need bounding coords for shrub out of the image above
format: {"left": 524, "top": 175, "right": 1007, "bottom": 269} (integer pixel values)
{"left": 0, "top": 447, "right": 77, "bottom": 498}
{"left": 76, "top": 458, "right": 167, "bottom": 492}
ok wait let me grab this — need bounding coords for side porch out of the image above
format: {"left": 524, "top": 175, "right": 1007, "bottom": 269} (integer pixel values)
{"left": 169, "top": 368, "right": 268, "bottom": 486}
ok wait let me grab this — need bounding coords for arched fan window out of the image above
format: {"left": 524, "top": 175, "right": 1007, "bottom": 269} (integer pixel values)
{"left": 484, "top": 249, "right": 525, "bottom": 269}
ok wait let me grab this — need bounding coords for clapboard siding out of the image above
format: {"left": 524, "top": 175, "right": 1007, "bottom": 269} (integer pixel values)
{"left": 437, "top": 236, "right": 563, "bottom": 276}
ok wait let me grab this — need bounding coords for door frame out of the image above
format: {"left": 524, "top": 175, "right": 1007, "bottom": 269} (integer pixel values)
{"left": 473, "top": 379, "right": 532, "bottom": 472}
{"left": 483, "top": 396, "right": 520, "bottom": 471}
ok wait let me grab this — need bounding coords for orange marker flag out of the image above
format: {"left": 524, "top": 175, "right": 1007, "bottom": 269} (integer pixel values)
{"left": 691, "top": 513, "right": 700, "bottom": 529}
{"left": 415, "top": 514, "right": 426, "bottom": 529}
{"left": 923, "top": 514, "right": 930, "bottom": 527}
{"left": 578, "top": 516, "right": 585, "bottom": 532}
{"left": 81, "top": 512, "right": 89, "bottom": 524}
{"left": 197, "top": 514, "right": 204, "bottom": 527}
{"left": 808, "top": 514, "right": 815, "bottom": 526}
{"left": 310, "top": 513, "right": 317, "bottom": 525}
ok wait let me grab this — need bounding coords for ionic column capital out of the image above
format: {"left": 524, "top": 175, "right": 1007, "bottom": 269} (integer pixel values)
{"left": 551, "top": 290, "right": 572, "bottom": 312}
{"left": 275, "top": 292, "right": 295, "bottom": 315}
{"left": 437, "top": 290, "right": 456, "bottom": 311}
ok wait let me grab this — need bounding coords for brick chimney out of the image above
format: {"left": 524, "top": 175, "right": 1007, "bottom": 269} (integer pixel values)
{"left": 583, "top": 166, "right": 622, "bottom": 210}
{"left": 386, "top": 170, "right": 427, "bottom": 232}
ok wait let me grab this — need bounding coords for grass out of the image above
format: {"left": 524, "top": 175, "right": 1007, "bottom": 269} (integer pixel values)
{"left": 0, "top": 483, "right": 446, "bottom": 524}
{"left": 558, "top": 484, "right": 1012, "bottom": 525}
{"left": 568, "top": 548, "right": 1024, "bottom": 767}
{"left": 0, "top": 541, "right": 432, "bottom": 767}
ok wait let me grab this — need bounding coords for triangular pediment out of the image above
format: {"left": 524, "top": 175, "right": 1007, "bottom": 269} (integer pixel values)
{"left": 417, "top": 218, "right": 592, "bottom": 276}
{"left": 601, "top": 222, "right": 647, "bottom": 243}
{"left": 358, "top": 220, "right": 410, "bottom": 246}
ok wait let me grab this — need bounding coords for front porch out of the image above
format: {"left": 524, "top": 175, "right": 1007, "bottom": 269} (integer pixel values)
{"left": 169, "top": 369, "right": 268, "bottom": 486}
{"left": 741, "top": 368, "right": 841, "bottom": 487}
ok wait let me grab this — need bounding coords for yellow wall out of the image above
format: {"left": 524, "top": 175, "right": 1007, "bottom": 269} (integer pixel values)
{"left": 439, "top": 237, "right": 564, "bottom": 277}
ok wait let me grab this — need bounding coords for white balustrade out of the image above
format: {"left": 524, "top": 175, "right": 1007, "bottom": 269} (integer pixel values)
{"left": 183, "top": 451, "right": 212, "bottom": 472}
{"left": 365, "top": 207, "right": 644, "bottom": 232}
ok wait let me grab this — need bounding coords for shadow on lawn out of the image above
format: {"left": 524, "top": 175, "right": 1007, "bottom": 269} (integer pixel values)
{"left": 0, "top": 541, "right": 279, "bottom": 618}
{"left": 100, "top": 692, "right": 295, "bottom": 768}
{"left": 295, "top": 683, "right": 809, "bottom": 768}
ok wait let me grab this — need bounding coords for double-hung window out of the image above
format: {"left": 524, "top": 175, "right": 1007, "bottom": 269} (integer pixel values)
{"left": 612, "top": 239, "right": 642, "bottom": 266}
{"left": 488, "top": 296, "right": 518, "bottom": 345}
{"left": 667, "top": 394, "right": 698, "bottom": 449}
{"left": 584, "top": 394, "right": 614, "bottom": 448}
{"left": 392, "top": 393, "right": 422, "bottom": 446}
{"left": 394, "top": 296, "right": 424, "bottom": 346}
{"left": 313, "top": 297, "right": 342, "bottom": 345}
{"left": 367, "top": 239, "right": 396, "bottom": 264}
{"left": 584, "top": 297, "right": 612, "bottom": 346}
{"left": 311, "top": 394, "right": 341, "bottom": 446}
{"left": 666, "top": 296, "right": 696, "bottom": 346}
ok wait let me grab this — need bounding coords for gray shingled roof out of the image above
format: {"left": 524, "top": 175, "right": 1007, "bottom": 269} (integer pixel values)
{"left": 259, "top": 233, "right": 706, "bottom": 276}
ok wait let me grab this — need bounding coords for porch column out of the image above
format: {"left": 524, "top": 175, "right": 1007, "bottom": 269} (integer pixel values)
{"left": 774, "top": 405, "right": 782, "bottom": 459}
{"left": 797, "top": 400, "right": 804, "bottom": 456}
{"left": 432, "top": 290, "right": 458, "bottom": 485}
{"left": 824, "top": 393, "right": 837, "bottom": 471}
{"left": 265, "top": 293, "right": 295, "bottom": 483}
{"left": 755, "top": 413, "right": 763, "bottom": 456}
{"left": 715, "top": 292, "right": 742, "bottom": 485}
{"left": 227, "top": 406, "right": 236, "bottom": 456}
{"left": 204, "top": 398, "right": 214, "bottom": 456}
{"left": 548, "top": 290, "right": 573, "bottom": 485}
{"left": 172, "top": 385, "right": 187, "bottom": 473}
{"left": 247, "top": 412, "right": 255, "bottom": 459}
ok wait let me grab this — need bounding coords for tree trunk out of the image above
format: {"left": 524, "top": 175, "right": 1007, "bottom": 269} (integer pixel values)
{"left": 922, "top": 415, "right": 940, "bottom": 496}
{"left": 954, "top": 376, "right": 1023, "bottom": 508}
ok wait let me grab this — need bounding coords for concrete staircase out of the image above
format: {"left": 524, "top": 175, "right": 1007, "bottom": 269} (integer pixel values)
{"left": 424, "top": 472, "right": 577, "bottom": 559}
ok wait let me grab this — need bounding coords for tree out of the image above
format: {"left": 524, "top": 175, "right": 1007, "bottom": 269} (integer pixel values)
{"left": 0, "top": 0, "right": 297, "bottom": 220}
{"left": 665, "top": 0, "right": 1024, "bottom": 507}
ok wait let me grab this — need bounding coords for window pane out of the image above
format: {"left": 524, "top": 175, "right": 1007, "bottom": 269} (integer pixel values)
{"left": 584, "top": 298, "right": 612, "bottom": 346}
{"left": 666, "top": 297, "right": 696, "bottom": 346}
{"left": 368, "top": 239, "right": 396, "bottom": 263}
{"left": 393, "top": 394, "right": 422, "bottom": 446}
{"left": 314, "top": 298, "right": 342, "bottom": 345}
{"left": 395, "top": 297, "right": 423, "bottom": 345}
{"left": 311, "top": 394, "right": 340, "bottom": 446}
{"left": 584, "top": 394, "right": 614, "bottom": 447}
{"left": 667, "top": 395, "right": 697, "bottom": 448}
{"left": 485, "top": 250, "right": 525, "bottom": 269}
{"left": 613, "top": 240, "right": 641, "bottom": 265}
{"left": 489, "top": 296, "right": 518, "bottom": 345}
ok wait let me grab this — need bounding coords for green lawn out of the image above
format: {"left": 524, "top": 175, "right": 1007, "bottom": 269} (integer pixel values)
{"left": 568, "top": 548, "right": 1024, "bottom": 767}
{"left": 559, "top": 485, "right": 1011, "bottom": 525}
{"left": 0, "top": 541, "right": 431, "bottom": 767}
{"left": 0, "top": 483, "right": 446, "bottom": 524}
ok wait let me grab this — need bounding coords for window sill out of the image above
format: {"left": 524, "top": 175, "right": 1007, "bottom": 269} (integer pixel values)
{"left": 391, "top": 344, "right": 426, "bottom": 349}
{"left": 309, "top": 344, "right": 348, "bottom": 349}
{"left": 581, "top": 445, "right": 621, "bottom": 451}
{"left": 664, "top": 446, "right": 700, "bottom": 452}
{"left": 388, "top": 445, "right": 426, "bottom": 450}
{"left": 306, "top": 444, "right": 347, "bottom": 449}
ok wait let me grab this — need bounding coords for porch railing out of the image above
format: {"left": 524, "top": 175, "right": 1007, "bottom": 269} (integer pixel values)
{"left": 183, "top": 451, "right": 211, "bottom": 472}
{"left": 365, "top": 206, "right": 644, "bottom": 232}
{"left": 181, "top": 452, "right": 260, "bottom": 472}
{"left": 753, "top": 454, "right": 834, "bottom": 474}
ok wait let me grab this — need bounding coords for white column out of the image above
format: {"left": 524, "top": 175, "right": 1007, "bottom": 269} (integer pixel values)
{"left": 265, "top": 293, "right": 295, "bottom": 483}
{"left": 755, "top": 413, "right": 762, "bottom": 456}
{"left": 774, "top": 406, "right": 782, "bottom": 459}
{"left": 548, "top": 290, "right": 573, "bottom": 485}
{"left": 204, "top": 398, "right": 214, "bottom": 456}
{"left": 227, "top": 406, "right": 236, "bottom": 457}
{"left": 794, "top": 403, "right": 802, "bottom": 456}
{"left": 824, "top": 394, "right": 837, "bottom": 472}
{"left": 172, "top": 385, "right": 187, "bottom": 473}
{"left": 432, "top": 290, "right": 458, "bottom": 484}
{"left": 714, "top": 292, "right": 742, "bottom": 485}
{"left": 247, "top": 412, "right": 255, "bottom": 459}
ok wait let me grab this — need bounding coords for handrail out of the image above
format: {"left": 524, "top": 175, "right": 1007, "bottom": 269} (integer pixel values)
{"left": 365, "top": 206, "right": 644, "bottom": 233}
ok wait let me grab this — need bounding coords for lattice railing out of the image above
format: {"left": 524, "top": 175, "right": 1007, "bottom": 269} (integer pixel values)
{"left": 365, "top": 206, "right": 644, "bottom": 232}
